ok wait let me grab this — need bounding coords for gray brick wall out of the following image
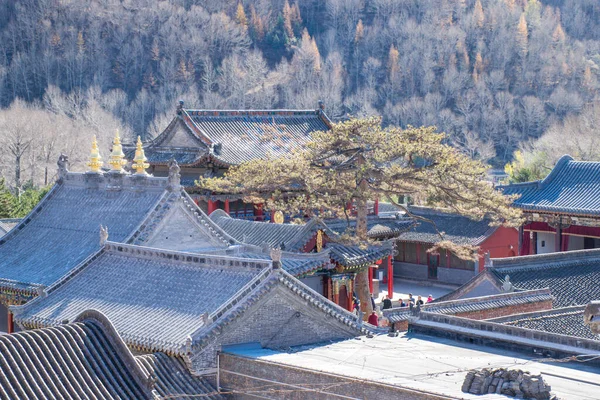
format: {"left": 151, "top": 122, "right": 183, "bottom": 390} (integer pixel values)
{"left": 190, "top": 285, "right": 360, "bottom": 372}
{"left": 219, "top": 353, "right": 453, "bottom": 399}
{"left": 437, "top": 267, "right": 476, "bottom": 285}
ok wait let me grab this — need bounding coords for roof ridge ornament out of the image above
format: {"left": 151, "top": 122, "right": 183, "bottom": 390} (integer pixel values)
{"left": 57, "top": 153, "right": 69, "bottom": 181}
{"left": 132, "top": 136, "right": 150, "bottom": 175}
{"left": 108, "top": 130, "right": 127, "bottom": 173}
{"left": 87, "top": 135, "right": 104, "bottom": 173}
{"left": 166, "top": 159, "right": 181, "bottom": 191}
{"left": 100, "top": 225, "right": 109, "bottom": 246}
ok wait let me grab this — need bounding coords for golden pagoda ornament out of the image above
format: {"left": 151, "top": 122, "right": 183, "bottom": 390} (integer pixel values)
{"left": 86, "top": 135, "right": 103, "bottom": 173}
{"left": 132, "top": 136, "right": 150, "bottom": 175}
{"left": 108, "top": 130, "right": 127, "bottom": 172}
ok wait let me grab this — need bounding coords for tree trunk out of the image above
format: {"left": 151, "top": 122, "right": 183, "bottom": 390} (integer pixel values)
{"left": 15, "top": 153, "right": 21, "bottom": 198}
{"left": 355, "top": 182, "right": 373, "bottom": 319}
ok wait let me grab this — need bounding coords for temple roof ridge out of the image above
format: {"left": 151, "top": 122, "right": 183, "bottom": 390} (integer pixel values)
{"left": 491, "top": 246, "right": 600, "bottom": 270}
{"left": 189, "top": 265, "right": 373, "bottom": 351}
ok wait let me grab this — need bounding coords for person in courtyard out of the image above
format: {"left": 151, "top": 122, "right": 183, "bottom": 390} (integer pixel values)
{"left": 352, "top": 294, "right": 360, "bottom": 315}
{"left": 416, "top": 295, "right": 424, "bottom": 306}
{"left": 408, "top": 293, "right": 414, "bottom": 305}
{"left": 368, "top": 311, "right": 379, "bottom": 326}
{"left": 399, "top": 298, "right": 408, "bottom": 307}
{"left": 382, "top": 295, "right": 392, "bottom": 310}
{"left": 370, "top": 295, "right": 376, "bottom": 310}
{"left": 426, "top": 294, "right": 434, "bottom": 303}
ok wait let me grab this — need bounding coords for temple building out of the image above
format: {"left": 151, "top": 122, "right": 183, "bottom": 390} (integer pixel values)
{"left": 11, "top": 243, "right": 372, "bottom": 374}
{"left": 210, "top": 210, "right": 393, "bottom": 307}
{"left": 124, "top": 102, "right": 332, "bottom": 220}
{"left": 0, "top": 134, "right": 388, "bottom": 332}
{"left": 500, "top": 155, "right": 600, "bottom": 255}
{"left": 391, "top": 206, "right": 519, "bottom": 285}
{"left": 0, "top": 310, "right": 221, "bottom": 399}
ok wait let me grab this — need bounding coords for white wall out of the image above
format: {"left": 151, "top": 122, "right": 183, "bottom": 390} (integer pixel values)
{"left": 537, "top": 232, "right": 556, "bottom": 254}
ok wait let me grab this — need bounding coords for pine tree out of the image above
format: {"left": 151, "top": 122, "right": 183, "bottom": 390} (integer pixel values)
{"left": 250, "top": 5, "right": 265, "bottom": 41}
{"left": 552, "top": 24, "right": 565, "bottom": 44}
{"left": 517, "top": 13, "right": 528, "bottom": 57}
{"left": 77, "top": 30, "right": 85, "bottom": 54}
{"left": 354, "top": 19, "right": 364, "bottom": 43}
{"left": 199, "top": 118, "right": 522, "bottom": 318}
{"left": 387, "top": 44, "right": 401, "bottom": 101}
{"left": 0, "top": 179, "right": 16, "bottom": 219}
{"left": 235, "top": 2, "right": 248, "bottom": 31}
{"left": 473, "top": 52, "right": 484, "bottom": 82}
{"left": 474, "top": 0, "right": 485, "bottom": 28}
{"left": 283, "top": 0, "right": 294, "bottom": 40}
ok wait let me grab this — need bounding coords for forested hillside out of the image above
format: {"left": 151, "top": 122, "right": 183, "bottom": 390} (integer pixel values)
{"left": 0, "top": 0, "right": 599, "bottom": 189}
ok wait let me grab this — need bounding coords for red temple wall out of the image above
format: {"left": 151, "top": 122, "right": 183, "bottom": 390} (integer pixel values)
{"left": 478, "top": 226, "right": 519, "bottom": 272}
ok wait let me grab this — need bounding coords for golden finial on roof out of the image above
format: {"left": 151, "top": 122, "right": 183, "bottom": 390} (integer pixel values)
{"left": 108, "top": 129, "right": 127, "bottom": 172}
{"left": 86, "top": 135, "right": 103, "bottom": 173}
{"left": 132, "top": 136, "right": 150, "bottom": 175}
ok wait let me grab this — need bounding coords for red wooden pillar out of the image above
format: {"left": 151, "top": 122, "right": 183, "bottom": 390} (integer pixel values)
{"left": 224, "top": 199, "right": 230, "bottom": 215}
{"left": 347, "top": 291, "right": 353, "bottom": 312}
{"left": 368, "top": 266, "right": 373, "bottom": 294}
{"left": 374, "top": 198, "right": 379, "bottom": 216}
{"left": 387, "top": 255, "right": 393, "bottom": 299}
{"left": 333, "top": 287, "right": 339, "bottom": 306}
{"left": 207, "top": 199, "right": 216, "bottom": 214}
{"left": 255, "top": 203, "right": 264, "bottom": 221}
{"left": 7, "top": 311, "right": 13, "bottom": 334}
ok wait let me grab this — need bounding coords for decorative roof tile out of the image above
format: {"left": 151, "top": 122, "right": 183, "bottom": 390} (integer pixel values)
{"left": 498, "top": 155, "right": 600, "bottom": 216}
{"left": 136, "top": 353, "right": 222, "bottom": 399}
{"left": 0, "top": 311, "right": 152, "bottom": 399}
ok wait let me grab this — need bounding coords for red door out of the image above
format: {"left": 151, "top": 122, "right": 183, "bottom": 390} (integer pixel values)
{"left": 339, "top": 285, "right": 349, "bottom": 310}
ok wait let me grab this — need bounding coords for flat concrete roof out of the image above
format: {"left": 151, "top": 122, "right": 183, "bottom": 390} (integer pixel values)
{"left": 226, "top": 333, "right": 600, "bottom": 399}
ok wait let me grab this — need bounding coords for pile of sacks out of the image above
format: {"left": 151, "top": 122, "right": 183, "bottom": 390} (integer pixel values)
{"left": 461, "top": 368, "right": 557, "bottom": 399}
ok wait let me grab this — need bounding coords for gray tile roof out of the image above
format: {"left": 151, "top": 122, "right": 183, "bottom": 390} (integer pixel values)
{"left": 491, "top": 306, "right": 599, "bottom": 341}
{"left": 396, "top": 206, "right": 496, "bottom": 245}
{"left": 13, "top": 243, "right": 269, "bottom": 355}
{"left": 384, "top": 289, "right": 553, "bottom": 323}
{"left": 211, "top": 211, "right": 392, "bottom": 267}
{"left": 328, "top": 243, "right": 392, "bottom": 268}
{"left": 210, "top": 210, "right": 320, "bottom": 251}
{"left": 136, "top": 353, "right": 222, "bottom": 399}
{"left": 490, "top": 248, "right": 600, "bottom": 308}
{"left": 214, "top": 250, "right": 333, "bottom": 277}
{"left": 498, "top": 155, "right": 600, "bottom": 216}
{"left": 325, "top": 215, "right": 414, "bottom": 239}
{"left": 190, "top": 264, "right": 375, "bottom": 351}
{"left": 0, "top": 173, "right": 168, "bottom": 294}
{"left": 0, "top": 311, "right": 152, "bottom": 399}
{"left": 184, "top": 109, "right": 331, "bottom": 165}
{"left": 132, "top": 109, "right": 331, "bottom": 167}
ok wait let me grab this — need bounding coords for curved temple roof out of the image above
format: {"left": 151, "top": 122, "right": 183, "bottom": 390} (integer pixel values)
{"left": 0, "top": 311, "right": 152, "bottom": 399}
{"left": 499, "top": 155, "right": 600, "bottom": 217}
{"left": 129, "top": 108, "right": 332, "bottom": 167}
{"left": 13, "top": 242, "right": 372, "bottom": 357}
{"left": 0, "top": 173, "right": 169, "bottom": 295}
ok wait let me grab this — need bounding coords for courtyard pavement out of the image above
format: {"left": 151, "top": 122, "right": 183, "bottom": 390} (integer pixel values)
{"left": 374, "top": 277, "right": 457, "bottom": 307}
